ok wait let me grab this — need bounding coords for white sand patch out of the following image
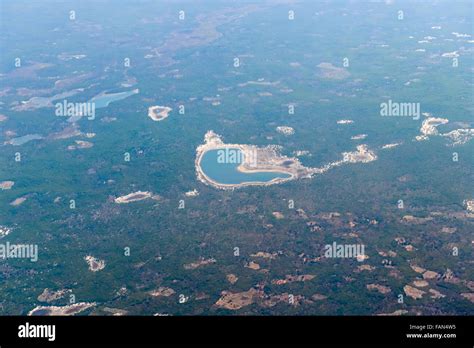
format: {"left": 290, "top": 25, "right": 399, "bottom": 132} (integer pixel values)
{"left": 148, "top": 105, "right": 172, "bottom": 121}
{"left": 415, "top": 115, "right": 474, "bottom": 146}
{"left": 114, "top": 191, "right": 152, "bottom": 203}
{"left": 0, "top": 181, "right": 14, "bottom": 190}
{"left": 452, "top": 32, "right": 471, "bottom": 38}
{"left": 10, "top": 196, "right": 27, "bottom": 206}
{"left": 272, "top": 212, "right": 284, "bottom": 219}
{"left": 0, "top": 226, "right": 12, "bottom": 238}
{"left": 351, "top": 134, "right": 367, "bottom": 140}
{"left": 420, "top": 117, "right": 449, "bottom": 136}
{"left": 238, "top": 80, "right": 280, "bottom": 87}
{"left": 37, "top": 288, "right": 70, "bottom": 303}
{"left": 28, "top": 302, "right": 96, "bottom": 316}
{"left": 381, "top": 143, "right": 402, "bottom": 149}
{"left": 441, "top": 51, "right": 459, "bottom": 58}
{"left": 149, "top": 287, "right": 175, "bottom": 297}
{"left": 185, "top": 189, "right": 199, "bottom": 197}
{"left": 415, "top": 135, "right": 429, "bottom": 141}
{"left": 464, "top": 200, "right": 474, "bottom": 213}
{"left": 251, "top": 251, "right": 278, "bottom": 259}
{"left": 183, "top": 258, "right": 216, "bottom": 270}
{"left": 67, "top": 140, "right": 93, "bottom": 150}
{"left": 442, "top": 129, "right": 474, "bottom": 146}
{"left": 317, "top": 62, "right": 350, "bottom": 79}
{"left": 276, "top": 126, "right": 295, "bottom": 136}
{"left": 84, "top": 255, "right": 106, "bottom": 272}
{"left": 293, "top": 150, "right": 310, "bottom": 157}
{"left": 341, "top": 145, "right": 377, "bottom": 163}
{"left": 337, "top": 119, "right": 354, "bottom": 124}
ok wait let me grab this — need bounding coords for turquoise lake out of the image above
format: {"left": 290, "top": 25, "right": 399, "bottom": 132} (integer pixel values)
{"left": 90, "top": 89, "right": 139, "bottom": 109}
{"left": 200, "top": 148, "right": 291, "bottom": 185}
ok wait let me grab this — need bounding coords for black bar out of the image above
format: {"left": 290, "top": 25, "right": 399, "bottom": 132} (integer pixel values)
{"left": 0, "top": 316, "right": 472, "bottom": 346}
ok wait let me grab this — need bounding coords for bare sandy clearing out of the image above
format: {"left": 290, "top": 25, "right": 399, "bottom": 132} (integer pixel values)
{"left": 10, "top": 196, "right": 27, "bottom": 206}
{"left": 226, "top": 274, "right": 238, "bottom": 284}
{"left": 183, "top": 258, "right": 216, "bottom": 270}
{"left": 28, "top": 302, "right": 96, "bottom": 316}
{"left": 367, "top": 284, "right": 391, "bottom": 294}
{"left": 84, "top": 255, "right": 106, "bottom": 272}
{"left": 149, "top": 287, "right": 175, "bottom": 297}
{"left": 37, "top": 288, "right": 70, "bottom": 303}
{"left": 276, "top": 126, "right": 294, "bottom": 136}
{"left": 114, "top": 191, "right": 152, "bottom": 204}
{"left": 0, "top": 181, "right": 14, "bottom": 190}
{"left": 215, "top": 288, "right": 262, "bottom": 310}
{"left": 148, "top": 105, "right": 172, "bottom": 121}
{"left": 404, "top": 285, "right": 425, "bottom": 299}
{"left": 317, "top": 62, "right": 350, "bottom": 79}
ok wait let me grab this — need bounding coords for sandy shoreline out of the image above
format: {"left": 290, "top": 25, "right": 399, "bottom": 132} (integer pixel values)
{"left": 195, "top": 131, "right": 377, "bottom": 190}
{"left": 195, "top": 131, "right": 299, "bottom": 190}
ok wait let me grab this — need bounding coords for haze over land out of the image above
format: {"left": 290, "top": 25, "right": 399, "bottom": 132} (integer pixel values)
{"left": 0, "top": 0, "right": 473, "bottom": 316}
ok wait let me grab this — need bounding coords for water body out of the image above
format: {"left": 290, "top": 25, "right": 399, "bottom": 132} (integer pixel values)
{"left": 200, "top": 148, "right": 291, "bottom": 185}
{"left": 89, "top": 89, "right": 139, "bottom": 109}
{"left": 8, "top": 134, "right": 43, "bottom": 146}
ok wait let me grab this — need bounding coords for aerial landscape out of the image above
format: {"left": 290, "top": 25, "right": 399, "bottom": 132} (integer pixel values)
{"left": 0, "top": 0, "right": 473, "bottom": 317}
